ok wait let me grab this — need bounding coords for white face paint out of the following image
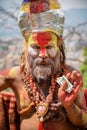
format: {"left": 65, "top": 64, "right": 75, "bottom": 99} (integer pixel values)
{"left": 28, "top": 45, "right": 39, "bottom": 59}
{"left": 46, "top": 43, "right": 58, "bottom": 58}
{"left": 28, "top": 43, "right": 58, "bottom": 59}
{"left": 27, "top": 32, "right": 60, "bottom": 59}
{"left": 26, "top": 32, "right": 61, "bottom": 81}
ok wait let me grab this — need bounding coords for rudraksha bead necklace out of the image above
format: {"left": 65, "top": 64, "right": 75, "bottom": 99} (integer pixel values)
{"left": 21, "top": 68, "right": 61, "bottom": 122}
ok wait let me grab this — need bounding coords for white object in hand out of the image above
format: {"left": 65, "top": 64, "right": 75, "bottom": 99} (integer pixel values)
{"left": 56, "top": 75, "right": 73, "bottom": 93}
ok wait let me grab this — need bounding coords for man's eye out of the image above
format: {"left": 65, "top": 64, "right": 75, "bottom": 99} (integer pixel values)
{"left": 46, "top": 46, "right": 53, "bottom": 49}
{"left": 32, "top": 45, "right": 40, "bottom": 49}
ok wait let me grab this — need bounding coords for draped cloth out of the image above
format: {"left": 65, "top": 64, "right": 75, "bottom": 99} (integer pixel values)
{"left": 0, "top": 92, "right": 20, "bottom": 130}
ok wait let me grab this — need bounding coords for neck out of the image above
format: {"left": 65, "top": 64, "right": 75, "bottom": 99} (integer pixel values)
{"left": 35, "top": 78, "right": 51, "bottom": 96}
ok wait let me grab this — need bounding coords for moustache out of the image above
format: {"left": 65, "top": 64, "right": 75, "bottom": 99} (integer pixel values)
{"left": 33, "top": 58, "right": 54, "bottom": 68}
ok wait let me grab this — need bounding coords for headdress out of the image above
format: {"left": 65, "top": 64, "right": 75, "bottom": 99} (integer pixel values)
{"left": 18, "top": 0, "right": 65, "bottom": 40}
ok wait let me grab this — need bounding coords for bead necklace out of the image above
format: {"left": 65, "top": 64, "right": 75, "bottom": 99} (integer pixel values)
{"left": 21, "top": 68, "right": 61, "bottom": 122}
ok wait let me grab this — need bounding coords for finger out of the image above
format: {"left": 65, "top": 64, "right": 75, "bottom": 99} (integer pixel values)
{"left": 77, "top": 73, "right": 82, "bottom": 80}
{"left": 76, "top": 73, "right": 83, "bottom": 85}
{"left": 79, "top": 80, "right": 83, "bottom": 87}
{"left": 73, "top": 79, "right": 83, "bottom": 93}
{"left": 73, "top": 81, "right": 77, "bottom": 88}
{"left": 74, "top": 84, "right": 81, "bottom": 93}
{"left": 65, "top": 73, "right": 71, "bottom": 80}
{"left": 70, "top": 71, "right": 77, "bottom": 83}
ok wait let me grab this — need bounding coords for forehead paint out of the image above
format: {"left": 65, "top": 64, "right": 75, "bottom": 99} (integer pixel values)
{"left": 32, "top": 32, "right": 52, "bottom": 47}
{"left": 28, "top": 32, "right": 59, "bottom": 57}
{"left": 39, "top": 48, "right": 47, "bottom": 58}
{"left": 28, "top": 32, "right": 58, "bottom": 49}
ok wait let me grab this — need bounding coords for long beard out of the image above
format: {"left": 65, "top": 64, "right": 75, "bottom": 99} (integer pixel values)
{"left": 28, "top": 55, "right": 61, "bottom": 82}
{"left": 33, "top": 65, "right": 52, "bottom": 82}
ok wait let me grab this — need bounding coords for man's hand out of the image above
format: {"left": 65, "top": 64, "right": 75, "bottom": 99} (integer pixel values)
{"left": 58, "top": 71, "right": 83, "bottom": 107}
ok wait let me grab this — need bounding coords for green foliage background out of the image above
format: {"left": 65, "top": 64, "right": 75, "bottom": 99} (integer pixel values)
{"left": 80, "top": 47, "right": 87, "bottom": 88}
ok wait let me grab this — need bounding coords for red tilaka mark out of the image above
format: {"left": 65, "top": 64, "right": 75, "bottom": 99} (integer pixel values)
{"left": 33, "top": 32, "right": 51, "bottom": 47}
{"left": 39, "top": 48, "right": 46, "bottom": 58}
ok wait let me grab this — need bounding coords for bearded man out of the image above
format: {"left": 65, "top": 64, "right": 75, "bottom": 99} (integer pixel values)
{"left": 0, "top": 0, "right": 87, "bottom": 130}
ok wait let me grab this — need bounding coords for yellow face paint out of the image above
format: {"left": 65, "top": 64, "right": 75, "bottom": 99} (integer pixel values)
{"left": 48, "top": 33, "right": 59, "bottom": 51}
{"left": 28, "top": 32, "right": 59, "bottom": 50}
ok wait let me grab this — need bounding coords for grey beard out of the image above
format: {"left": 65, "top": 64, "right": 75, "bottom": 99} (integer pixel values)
{"left": 28, "top": 53, "right": 61, "bottom": 82}
{"left": 33, "top": 65, "right": 52, "bottom": 82}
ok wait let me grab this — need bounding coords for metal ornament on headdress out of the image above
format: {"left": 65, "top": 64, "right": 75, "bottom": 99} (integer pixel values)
{"left": 18, "top": 0, "right": 65, "bottom": 40}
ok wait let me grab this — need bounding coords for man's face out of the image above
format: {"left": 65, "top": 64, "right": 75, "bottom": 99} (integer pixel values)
{"left": 26, "top": 32, "right": 61, "bottom": 82}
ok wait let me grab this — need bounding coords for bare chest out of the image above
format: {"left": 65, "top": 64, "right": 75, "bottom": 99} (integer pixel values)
{"left": 12, "top": 79, "right": 31, "bottom": 110}
{"left": 20, "top": 113, "right": 79, "bottom": 130}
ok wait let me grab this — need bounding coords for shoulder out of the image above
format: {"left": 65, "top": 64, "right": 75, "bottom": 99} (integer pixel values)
{"left": 0, "top": 66, "right": 21, "bottom": 78}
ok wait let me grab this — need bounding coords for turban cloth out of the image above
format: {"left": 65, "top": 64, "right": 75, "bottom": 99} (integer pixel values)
{"left": 18, "top": 0, "right": 65, "bottom": 40}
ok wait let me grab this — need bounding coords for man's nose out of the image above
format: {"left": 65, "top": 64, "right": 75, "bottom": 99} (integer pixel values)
{"left": 39, "top": 48, "right": 48, "bottom": 58}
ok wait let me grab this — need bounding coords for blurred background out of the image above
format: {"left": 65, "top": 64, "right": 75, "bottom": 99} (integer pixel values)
{"left": 0, "top": 0, "right": 87, "bottom": 87}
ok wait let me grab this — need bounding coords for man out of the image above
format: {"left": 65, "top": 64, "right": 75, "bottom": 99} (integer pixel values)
{"left": 0, "top": 0, "right": 87, "bottom": 130}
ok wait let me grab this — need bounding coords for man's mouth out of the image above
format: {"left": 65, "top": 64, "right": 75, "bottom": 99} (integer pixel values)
{"left": 36, "top": 59, "right": 50, "bottom": 66}
{"left": 33, "top": 58, "right": 54, "bottom": 68}
{"left": 40, "top": 61, "right": 48, "bottom": 65}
